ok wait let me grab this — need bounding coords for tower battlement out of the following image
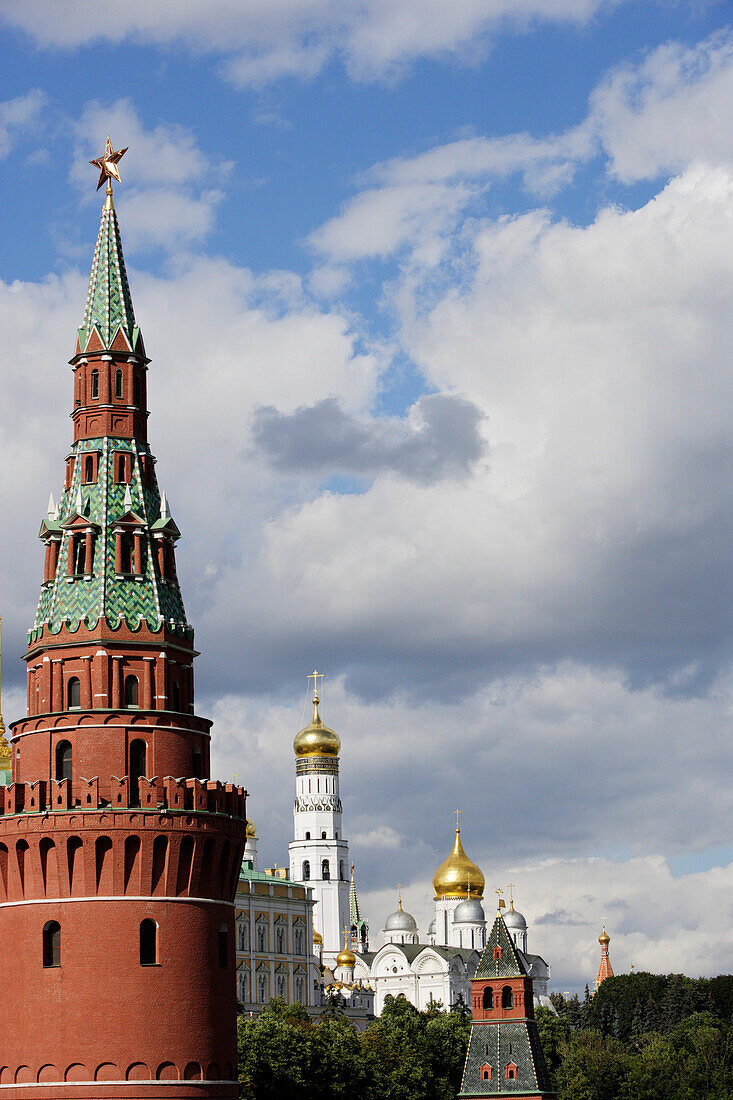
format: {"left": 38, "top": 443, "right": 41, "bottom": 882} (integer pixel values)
{"left": 0, "top": 776, "right": 246, "bottom": 819}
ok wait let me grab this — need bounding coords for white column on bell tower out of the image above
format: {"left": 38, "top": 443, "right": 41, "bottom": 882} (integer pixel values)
{"left": 288, "top": 673, "right": 350, "bottom": 968}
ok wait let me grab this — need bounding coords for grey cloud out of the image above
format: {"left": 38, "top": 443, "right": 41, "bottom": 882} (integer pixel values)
{"left": 250, "top": 393, "right": 485, "bottom": 485}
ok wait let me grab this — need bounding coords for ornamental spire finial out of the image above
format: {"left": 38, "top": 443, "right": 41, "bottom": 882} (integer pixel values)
{"left": 89, "top": 135, "right": 128, "bottom": 208}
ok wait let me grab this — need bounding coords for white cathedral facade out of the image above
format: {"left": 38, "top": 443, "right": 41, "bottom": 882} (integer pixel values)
{"left": 242, "top": 678, "right": 552, "bottom": 1020}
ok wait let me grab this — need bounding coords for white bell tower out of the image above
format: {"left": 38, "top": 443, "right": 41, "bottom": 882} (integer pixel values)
{"left": 288, "top": 673, "right": 350, "bottom": 968}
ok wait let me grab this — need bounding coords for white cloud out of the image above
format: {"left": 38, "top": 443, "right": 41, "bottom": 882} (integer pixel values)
{"left": 1, "top": 0, "right": 622, "bottom": 85}
{"left": 0, "top": 90, "right": 45, "bottom": 159}
{"left": 590, "top": 30, "right": 733, "bottom": 182}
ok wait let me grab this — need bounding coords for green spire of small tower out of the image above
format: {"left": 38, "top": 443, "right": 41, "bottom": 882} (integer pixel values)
{"left": 459, "top": 911, "right": 556, "bottom": 1099}
{"left": 349, "top": 862, "right": 369, "bottom": 951}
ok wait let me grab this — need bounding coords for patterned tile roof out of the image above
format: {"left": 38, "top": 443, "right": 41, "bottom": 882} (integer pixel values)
{"left": 475, "top": 912, "right": 528, "bottom": 979}
{"left": 460, "top": 1019, "right": 554, "bottom": 1097}
{"left": 77, "top": 199, "right": 140, "bottom": 354}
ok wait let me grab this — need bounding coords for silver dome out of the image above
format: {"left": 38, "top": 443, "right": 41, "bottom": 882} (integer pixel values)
{"left": 427, "top": 918, "right": 436, "bottom": 935}
{"left": 453, "top": 898, "right": 486, "bottom": 924}
{"left": 384, "top": 907, "right": 418, "bottom": 932}
{"left": 503, "top": 906, "right": 527, "bottom": 931}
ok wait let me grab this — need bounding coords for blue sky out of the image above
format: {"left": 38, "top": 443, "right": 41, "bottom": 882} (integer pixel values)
{"left": 2, "top": 0, "right": 733, "bottom": 990}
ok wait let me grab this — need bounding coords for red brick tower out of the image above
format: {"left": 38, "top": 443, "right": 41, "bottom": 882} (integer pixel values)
{"left": 594, "top": 924, "right": 613, "bottom": 990}
{"left": 0, "top": 141, "right": 246, "bottom": 1098}
{"left": 459, "top": 909, "right": 556, "bottom": 1099}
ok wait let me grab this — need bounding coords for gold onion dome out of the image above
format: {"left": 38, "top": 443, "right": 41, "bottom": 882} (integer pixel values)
{"left": 337, "top": 945, "right": 356, "bottom": 968}
{"left": 312, "top": 930, "right": 323, "bottom": 945}
{"left": 432, "top": 827, "right": 485, "bottom": 900}
{"left": 293, "top": 692, "right": 341, "bottom": 758}
{"left": 599, "top": 925, "right": 610, "bottom": 946}
{"left": 246, "top": 818, "right": 256, "bottom": 838}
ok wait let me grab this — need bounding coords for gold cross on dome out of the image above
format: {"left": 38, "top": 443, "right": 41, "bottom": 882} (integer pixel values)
{"left": 89, "top": 135, "right": 128, "bottom": 193}
{"left": 495, "top": 888, "right": 505, "bottom": 909}
{"left": 508, "top": 882, "right": 516, "bottom": 905}
{"left": 455, "top": 808, "right": 462, "bottom": 830}
{"left": 397, "top": 883, "right": 403, "bottom": 908}
{"left": 308, "top": 669, "right": 324, "bottom": 700}
{"left": 342, "top": 926, "right": 350, "bottom": 948}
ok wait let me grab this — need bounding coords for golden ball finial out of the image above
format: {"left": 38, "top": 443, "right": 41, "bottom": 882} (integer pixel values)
{"left": 599, "top": 923, "right": 610, "bottom": 946}
{"left": 432, "top": 822, "right": 484, "bottom": 900}
{"left": 246, "top": 818, "right": 257, "bottom": 838}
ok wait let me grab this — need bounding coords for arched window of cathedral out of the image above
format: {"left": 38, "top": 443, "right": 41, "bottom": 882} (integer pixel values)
{"left": 256, "top": 923, "right": 268, "bottom": 952}
{"left": 218, "top": 924, "right": 228, "bottom": 968}
{"left": 483, "top": 987, "right": 494, "bottom": 1010}
{"left": 294, "top": 975, "right": 305, "bottom": 1004}
{"left": 276, "top": 972, "right": 286, "bottom": 998}
{"left": 302, "top": 861, "right": 310, "bottom": 880}
{"left": 43, "top": 921, "right": 61, "bottom": 967}
{"left": 275, "top": 926, "right": 285, "bottom": 953}
{"left": 124, "top": 675, "right": 139, "bottom": 708}
{"left": 67, "top": 677, "right": 81, "bottom": 711}
{"left": 257, "top": 973, "right": 268, "bottom": 1003}
{"left": 305, "top": 831, "right": 310, "bottom": 840}
{"left": 321, "top": 859, "right": 330, "bottom": 881}
{"left": 55, "top": 741, "right": 73, "bottom": 782}
{"left": 91, "top": 370, "right": 99, "bottom": 399}
{"left": 501, "top": 986, "right": 513, "bottom": 1009}
{"left": 294, "top": 927, "right": 304, "bottom": 955}
{"left": 237, "top": 921, "right": 247, "bottom": 951}
{"left": 140, "top": 919, "right": 158, "bottom": 965}
{"left": 115, "top": 369, "right": 123, "bottom": 399}
{"left": 321, "top": 831, "right": 327, "bottom": 840}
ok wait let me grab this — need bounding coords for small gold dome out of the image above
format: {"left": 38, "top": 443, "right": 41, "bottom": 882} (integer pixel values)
{"left": 337, "top": 946, "right": 356, "bottom": 968}
{"left": 432, "top": 827, "right": 485, "bottom": 900}
{"left": 599, "top": 925, "right": 610, "bottom": 946}
{"left": 293, "top": 694, "right": 341, "bottom": 758}
{"left": 0, "top": 734, "right": 11, "bottom": 771}
{"left": 312, "top": 930, "right": 323, "bottom": 945}
{"left": 246, "top": 818, "right": 256, "bottom": 837}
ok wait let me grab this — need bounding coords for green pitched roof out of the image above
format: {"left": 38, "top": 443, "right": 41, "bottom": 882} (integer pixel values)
{"left": 474, "top": 911, "right": 528, "bottom": 979}
{"left": 76, "top": 198, "right": 140, "bottom": 354}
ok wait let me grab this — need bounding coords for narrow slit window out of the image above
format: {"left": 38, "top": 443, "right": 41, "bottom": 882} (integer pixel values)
{"left": 67, "top": 678, "right": 80, "bottom": 711}
{"left": 43, "top": 921, "right": 61, "bottom": 967}
{"left": 91, "top": 370, "right": 99, "bottom": 399}
{"left": 140, "top": 919, "right": 157, "bottom": 965}
{"left": 115, "top": 369, "right": 123, "bottom": 399}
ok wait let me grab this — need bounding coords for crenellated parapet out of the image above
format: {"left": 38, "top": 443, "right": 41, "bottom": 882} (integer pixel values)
{"left": 0, "top": 776, "right": 246, "bottom": 820}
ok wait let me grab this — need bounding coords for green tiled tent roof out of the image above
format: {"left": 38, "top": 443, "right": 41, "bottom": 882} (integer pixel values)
{"left": 475, "top": 911, "right": 528, "bottom": 979}
{"left": 76, "top": 199, "right": 139, "bottom": 353}
{"left": 460, "top": 1019, "right": 554, "bottom": 1097}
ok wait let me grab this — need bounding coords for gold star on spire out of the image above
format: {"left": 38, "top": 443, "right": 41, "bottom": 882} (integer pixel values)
{"left": 89, "top": 136, "right": 128, "bottom": 203}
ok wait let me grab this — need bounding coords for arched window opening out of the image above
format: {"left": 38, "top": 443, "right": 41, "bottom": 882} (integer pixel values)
{"left": 257, "top": 973, "right": 268, "bottom": 1004}
{"left": 321, "top": 859, "right": 330, "bottom": 881}
{"left": 218, "top": 924, "right": 228, "bottom": 968}
{"left": 502, "top": 986, "right": 513, "bottom": 1009}
{"left": 256, "top": 923, "right": 267, "bottom": 952}
{"left": 481, "top": 1065, "right": 492, "bottom": 1081}
{"left": 140, "top": 919, "right": 157, "bottom": 965}
{"left": 129, "top": 739, "right": 146, "bottom": 806}
{"left": 43, "top": 921, "right": 61, "bottom": 967}
{"left": 74, "top": 535, "right": 85, "bottom": 575}
{"left": 115, "top": 369, "right": 123, "bottom": 399}
{"left": 483, "top": 987, "right": 494, "bottom": 1010}
{"left": 276, "top": 972, "right": 286, "bottom": 998}
{"left": 339, "top": 860, "right": 346, "bottom": 881}
{"left": 321, "top": 831, "right": 327, "bottom": 840}
{"left": 91, "top": 370, "right": 99, "bottom": 399}
{"left": 124, "top": 675, "right": 139, "bottom": 708}
{"left": 305, "top": 831, "right": 310, "bottom": 840}
{"left": 302, "top": 860, "right": 310, "bottom": 881}
{"left": 191, "top": 748, "right": 203, "bottom": 778}
{"left": 67, "top": 677, "right": 80, "bottom": 711}
{"left": 55, "top": 741, "right": 72, "bottom": 782}
{"left": 275, "top": 926, "right": 285, "bottom": 953}
{"left": 505, "top": 1065, "right": 517, "bottom": 1081}
{"left": 84, "top": 455, "right": 94, "bottom": 483}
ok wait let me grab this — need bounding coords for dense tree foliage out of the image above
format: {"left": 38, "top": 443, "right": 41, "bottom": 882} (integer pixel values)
{"left": 547, "top": 972, "right": 733, "bottom": 1098}
{"left": 238, "top": 975, "right": 733, "bottom": 1098}
{"left": 237, "top": 995, "right": 471, "bottom": 1100}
